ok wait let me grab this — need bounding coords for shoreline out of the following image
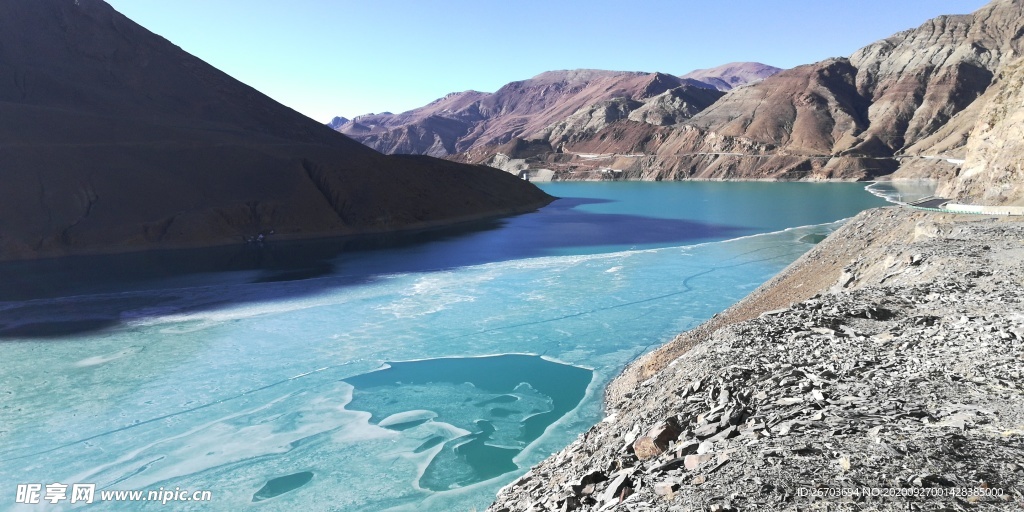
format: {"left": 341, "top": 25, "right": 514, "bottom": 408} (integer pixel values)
{"left": 521, "top": 175, "right": 881, "bottom": 184}
{"left": 599, "top": 206, "right": 922, "bottom": 412}
{"left": 489, "top": 206, "right": 1024, "bottom": 510}
{"left": 0, "top": 196, "right": 555, "bottom": 265}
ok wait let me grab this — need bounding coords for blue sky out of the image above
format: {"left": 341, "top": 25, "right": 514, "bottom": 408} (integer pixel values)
{"left": 104, "top": 0, "right": 990, "bottom": 123}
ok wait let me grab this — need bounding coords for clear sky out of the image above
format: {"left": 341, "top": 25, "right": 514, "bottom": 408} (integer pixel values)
{"left": 104, "top": 0, "right": 991, "bottom": 123}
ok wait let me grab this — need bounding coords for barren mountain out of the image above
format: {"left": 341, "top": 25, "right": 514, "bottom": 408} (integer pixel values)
{"left": 679, "top": 61, "right": 782, "bottom": 90}
{"left": 489, "top": 0, "right": 1024, "bottom": 183}
{"left": 338, "top": 1, "right": 1024, "bottom": 189}
{"left": 336, "top": 64, "right": 780, "bottom": 158}
{"left": 938, "top": 57, "right": 1024, "bottom": 205}
{"left": 849, "top": 6, "right": 1020, "bottom": 153}
{"left": 542, "top": 98, "right": 644, "bottom": 148}
{"left": 0, "top": 0, "right": 551, "bottom": 261}
{"left": 336, "top": 90, "right": 491, "bottom": 156}
{"left": 337, "top": 70, "right": 697, "bottom": 156}
{"left": 579, "top": 0, "right": 1017, "bottom": 182}
{"left": 687, "top": 58, "right": 872, "bottom": 155}
{"left": 626, "top": 85, "right": 728, "bottom": 126}
{"left": 537, "top": 84, "right": 726, "bottom": 149}
{"left": 326, "top": 116, "right": 349, "bottom": 130}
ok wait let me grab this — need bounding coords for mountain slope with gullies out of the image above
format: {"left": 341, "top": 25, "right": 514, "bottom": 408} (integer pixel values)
{"left": 538, "top": 0, "right": 1024, "bottom": 182}
{"left": 334, "top": 65, "right": 776, "bottom": 157}
{"left": 338, "top": 70, "right": 697, "bottom": 156}
{"left": 0, "top": 0, "right": 552, "bottom": 262}
{"left": 685, "top": 4, "right": 1021, "bottom": 156}
{"left": 440, "top": 1, "right": 1024, "bottom": 185}
{"left": 938, "top": 56, "right": 1024, "bottom": 205}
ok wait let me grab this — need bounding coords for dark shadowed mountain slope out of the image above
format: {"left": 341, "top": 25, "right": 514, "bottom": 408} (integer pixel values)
{"left": 0, "top": 0, "right": 551, "bottom": 261}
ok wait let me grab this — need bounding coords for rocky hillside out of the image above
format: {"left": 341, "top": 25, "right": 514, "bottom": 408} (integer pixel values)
{"left": 337, "top": 90, "right": 492, "bottom": 156}
{"left": 0, "top": 0, "right": 552, "bottom": 261}
{"left": 490, "top": 208, "right": 1024, "bottom": 511}
{"left": 543, "top": 85, "right": 726, "bottom": 148}
{"left": 937, "top": 57, "right": 1024, "bottom": 205}
{"left": 333, "top": 65, "right": 776, "bottom": 157}
{"left": 334, "top": 2, "right": 1024, "bottom": 190}
{"left": 439, "top": 1, "right": 1023, "bottom": 186}
{"left": 688, "top": 2, "right": 1021, "bottom": 161}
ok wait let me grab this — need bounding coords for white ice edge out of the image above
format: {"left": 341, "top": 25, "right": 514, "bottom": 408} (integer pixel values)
{"left": 0, "top": 216, "right": 847, "bottom": 315}
{"left": 379, "top": 367, "right": 602, "bottom": 511}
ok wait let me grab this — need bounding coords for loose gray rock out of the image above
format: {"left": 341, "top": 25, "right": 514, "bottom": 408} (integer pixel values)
{"left": 490, "top": 209, "right": 1024, "bottom": 511}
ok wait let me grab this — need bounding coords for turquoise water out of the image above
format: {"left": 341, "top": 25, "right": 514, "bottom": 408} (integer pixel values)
{"left": 0, "top": 183, "right": 886, "bottom": 511}
{"left": 864, "top": 180, "right": 938, "bottom": 204}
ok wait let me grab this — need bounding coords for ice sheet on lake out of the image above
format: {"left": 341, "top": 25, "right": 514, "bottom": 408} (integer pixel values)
{"left": 0, "top": 221, "right": 846, "bottom": 511}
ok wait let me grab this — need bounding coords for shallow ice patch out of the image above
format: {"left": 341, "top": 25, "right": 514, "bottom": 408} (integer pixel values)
{"left": 342, "top": 355, "right": 592, "bottom": 491}
{"left": 379, "top": 410, "right": 438, "bottom": 431}
{"left": 252, "top": 471, "right": 314, "bottom": 502}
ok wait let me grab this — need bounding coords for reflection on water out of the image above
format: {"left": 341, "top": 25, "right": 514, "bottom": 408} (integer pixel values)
{"left": 0, "top": 198, "right": 743, "bottom": 303}
{"left": 0, "top": 182, "right": 886, "bottom": 305}
{"left": 865, "top": 180, "right": 938, "bottom": 204}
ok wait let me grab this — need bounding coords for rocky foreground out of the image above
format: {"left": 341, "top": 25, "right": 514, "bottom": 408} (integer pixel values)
{"left": 490, "top": 207, "right": 1024, "bottom": 511}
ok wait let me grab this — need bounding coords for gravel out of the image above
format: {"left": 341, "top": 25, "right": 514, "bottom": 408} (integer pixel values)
{"left": 489, "top": 207, "right": 1024, "bottom": 511}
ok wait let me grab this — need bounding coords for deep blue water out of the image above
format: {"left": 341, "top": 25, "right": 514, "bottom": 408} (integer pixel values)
{"left": 0, "top": 182, "right": 886, "bottom": 511}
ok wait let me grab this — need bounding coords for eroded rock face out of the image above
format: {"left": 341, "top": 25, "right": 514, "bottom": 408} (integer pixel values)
{"left": 340, "top": 71, "right": 692, "bottom": 156}
{"left": 544, "top": 98, "right": 645, "bottom": 148}
{"left": 614, "top": 0, "right": 1024, "bottom": 182}
{"left": 848, "top": 9, "right": 1012, "bottom": 152}
{"left": 687, "top": 58, "right": 871, "bottom": 156}
{"left": 938, "top": 58, "right": 1024, "bottom": 205}
{"left": 337, "top": 65, "right": 770, "bottom": 157}
{"left": 626, "top": 86, "right": 725, "bottom": 127}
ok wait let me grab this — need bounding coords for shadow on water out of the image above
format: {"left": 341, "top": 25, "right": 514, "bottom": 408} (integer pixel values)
{"left": 0, "top": 318, "right": 123, "bottom": 338}
{"left": 0, "top": 196, "right": 749, "bottom": 339}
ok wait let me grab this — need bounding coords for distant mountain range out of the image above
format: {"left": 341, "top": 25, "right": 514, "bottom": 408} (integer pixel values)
{"left": 0, "top": 0, "right": 550, "bottom": 261}
{"left": 680, "top": 62, "right": 784, "bottom": 91}
{"left": 334, "top": 63, "right": 778, "bottom": 157}
{"left": 334, "top": 0, "right": 1024, "bottom": 205}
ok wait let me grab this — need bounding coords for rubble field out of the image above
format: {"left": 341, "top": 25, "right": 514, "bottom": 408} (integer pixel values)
{"left": 490, "top": 208, "right": 1024, "bottom": 511}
